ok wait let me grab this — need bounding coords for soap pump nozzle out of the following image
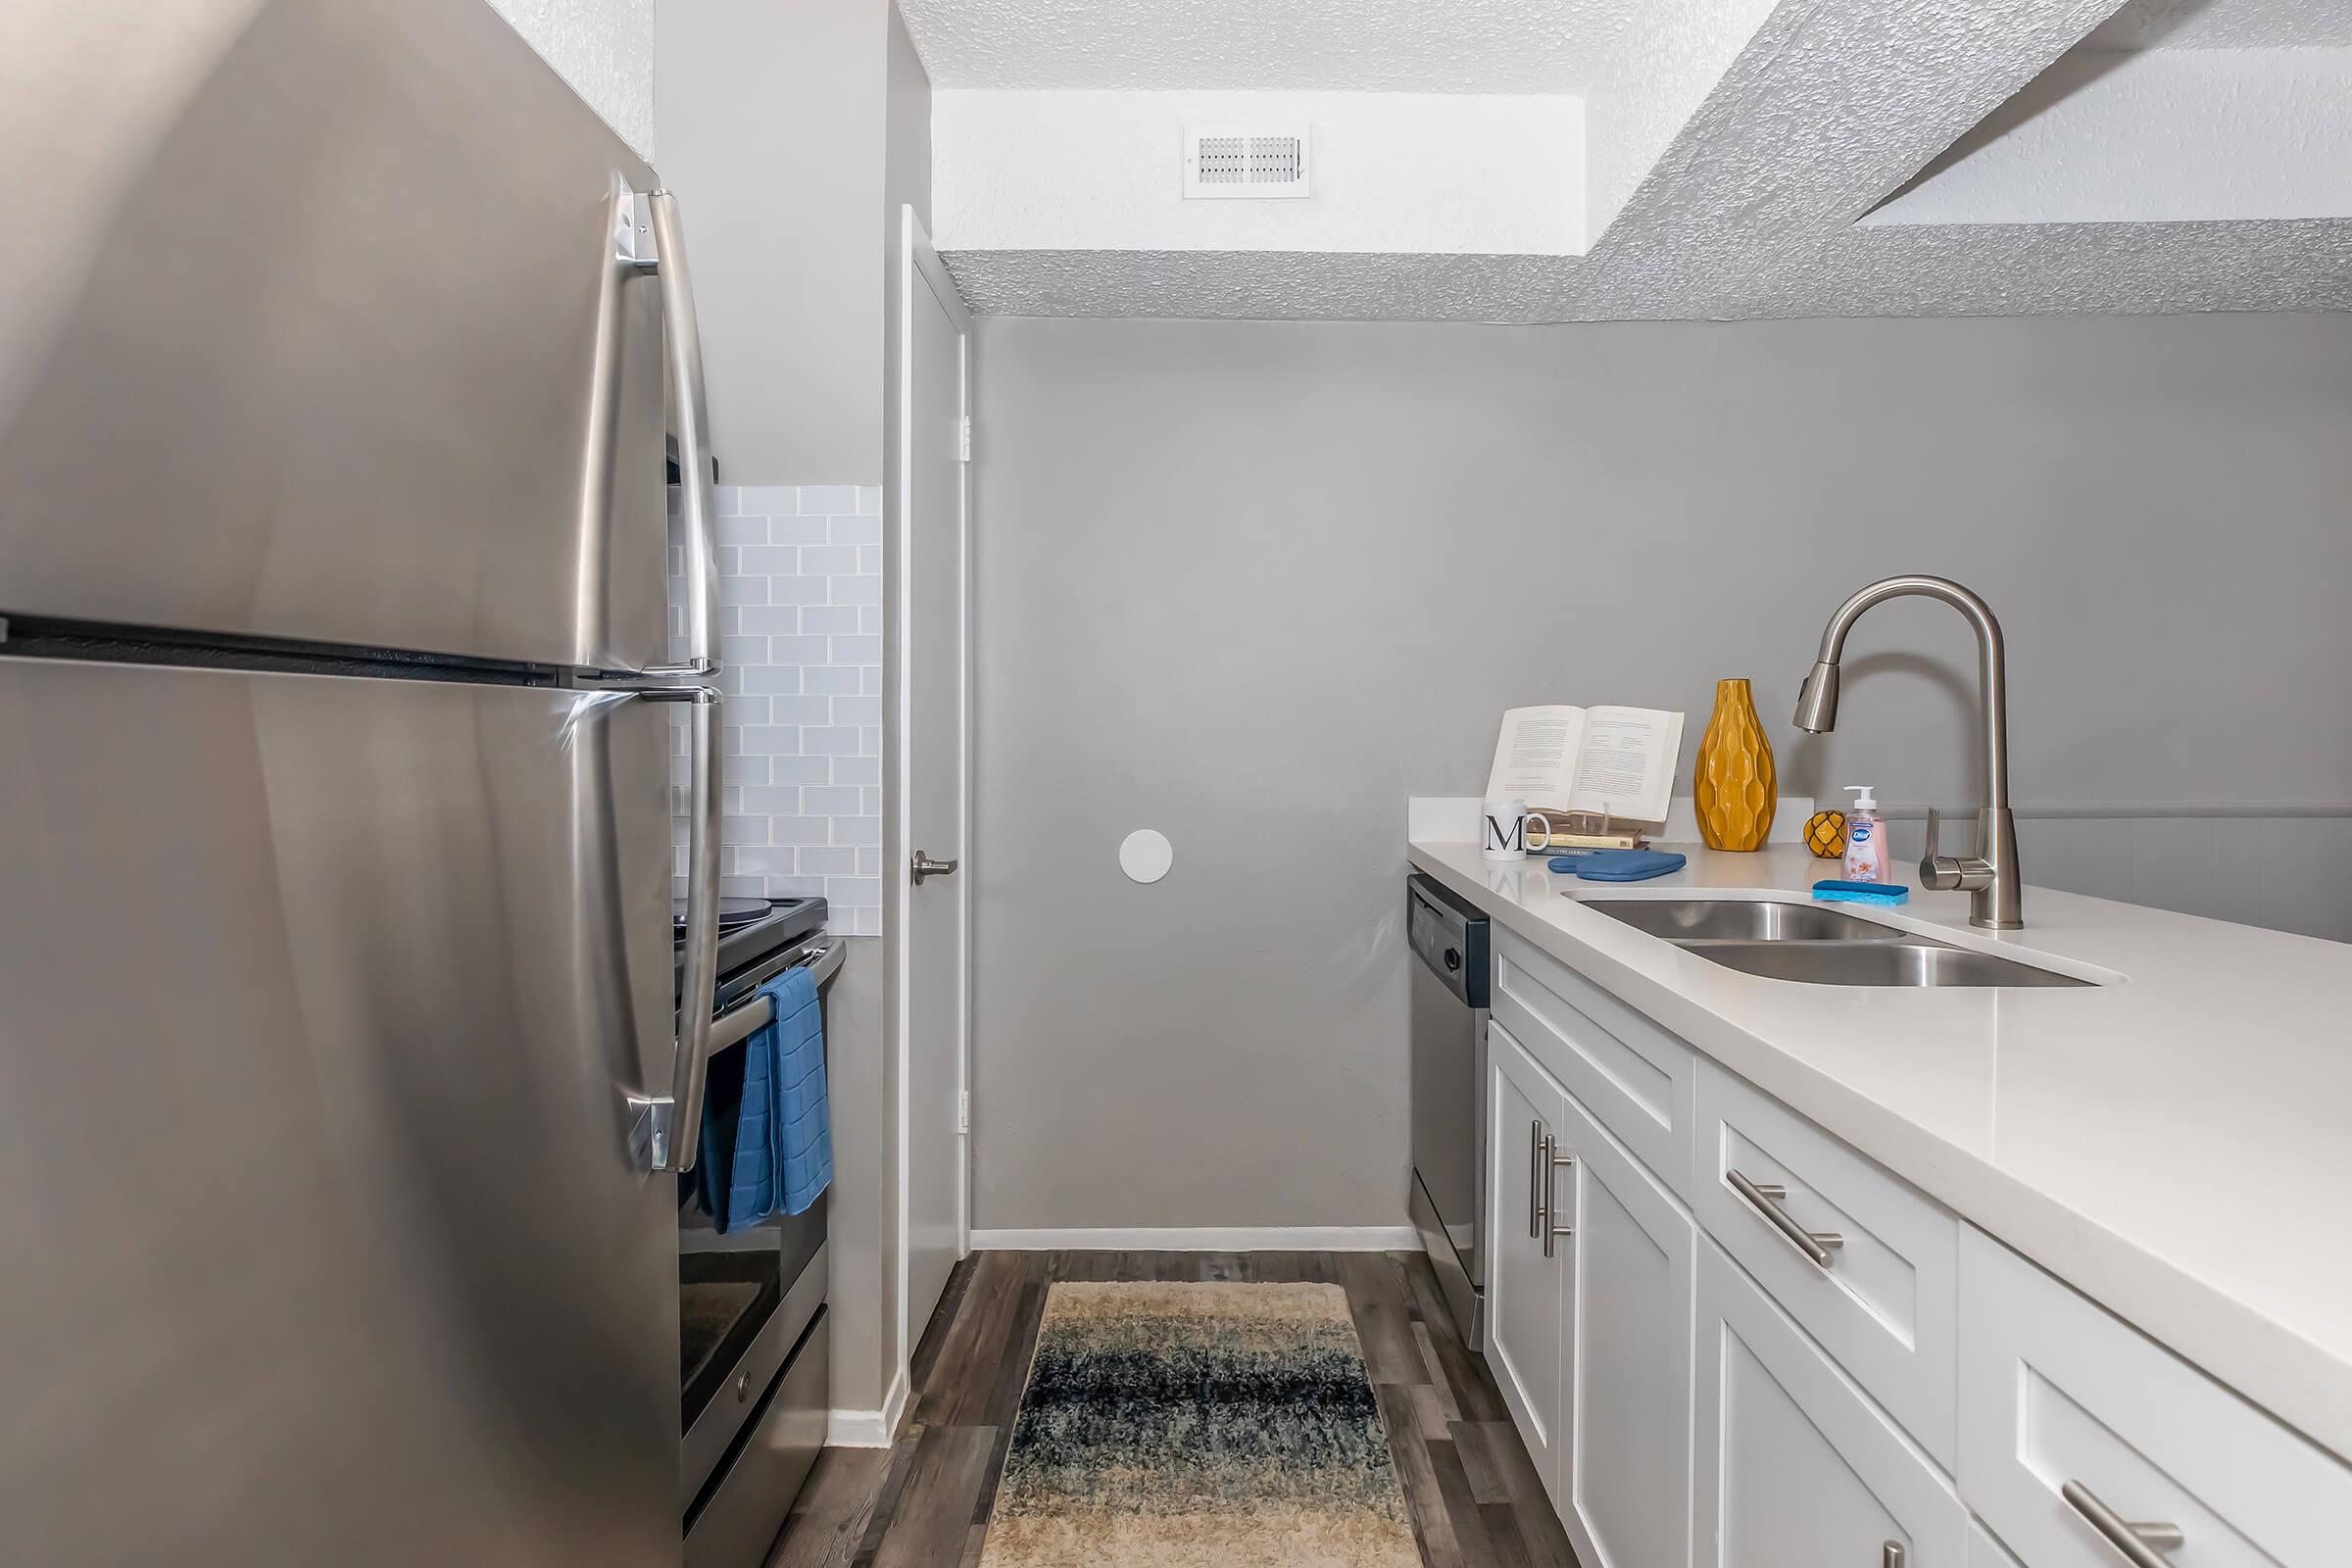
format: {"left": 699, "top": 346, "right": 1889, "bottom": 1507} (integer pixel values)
{"left": 1844, "top": 785, "right": 1879, "bottom": 812}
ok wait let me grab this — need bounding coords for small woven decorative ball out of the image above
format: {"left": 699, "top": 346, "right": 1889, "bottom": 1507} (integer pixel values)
{"left": 1803, "top": 809, "right": 1849, "bottom": 859}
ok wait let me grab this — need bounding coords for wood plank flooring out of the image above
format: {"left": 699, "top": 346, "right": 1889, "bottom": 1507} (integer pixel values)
{"left": 764, "top": 1250, "right": 1579, "bottom": 1568}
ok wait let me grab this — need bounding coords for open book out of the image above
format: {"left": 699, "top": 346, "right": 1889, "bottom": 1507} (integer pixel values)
{"left": 1485, "top": 706, "right": 1686, "bottom": 826}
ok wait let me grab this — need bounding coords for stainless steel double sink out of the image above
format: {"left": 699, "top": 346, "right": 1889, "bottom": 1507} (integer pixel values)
{"left": 1581, "top": 899, "right": 2092, "bottom": 988}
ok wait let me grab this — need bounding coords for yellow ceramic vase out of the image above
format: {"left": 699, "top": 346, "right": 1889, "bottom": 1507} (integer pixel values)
{"left": 1693, "top": 677, "right": 1777, "bottom": 852}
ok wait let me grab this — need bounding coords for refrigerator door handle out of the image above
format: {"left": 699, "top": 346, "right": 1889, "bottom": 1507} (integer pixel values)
{"left": 643, "top": 190, "right": 718, "bottom": 678}
{"left": 614, "top": 681, "right": 722, "bottom": 1173}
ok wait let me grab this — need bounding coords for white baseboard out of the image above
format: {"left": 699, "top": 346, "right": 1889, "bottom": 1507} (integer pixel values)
{"left": 827, "top": 1362, "right": 909, "bottom": 1448}
{"left": 968, "top": 1225, "right": 1422, "bottom": 1252}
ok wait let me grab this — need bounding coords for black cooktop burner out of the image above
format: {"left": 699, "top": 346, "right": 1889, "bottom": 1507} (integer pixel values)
{"left": 673, "top": 896, "right": 829, "bottom": 1006}
{"left": 674, "top": 897, "right": 774, "bottom": 935}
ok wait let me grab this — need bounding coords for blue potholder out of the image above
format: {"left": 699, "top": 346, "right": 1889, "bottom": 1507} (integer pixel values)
{"left": 1549, "top": 849, "right": 1688, "bottom": 882}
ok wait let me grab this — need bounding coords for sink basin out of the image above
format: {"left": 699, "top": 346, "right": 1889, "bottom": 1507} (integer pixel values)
{"left": 1678, "top": 939, "right": 2091, "bottom": 988}
{"left": 1582, "top": 899, "right": 1906, "bottom": 943}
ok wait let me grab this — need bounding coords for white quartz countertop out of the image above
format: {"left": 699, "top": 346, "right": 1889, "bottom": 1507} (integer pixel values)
{"left": 1407, "top": 835, "right": 2352, "bottom": 1463}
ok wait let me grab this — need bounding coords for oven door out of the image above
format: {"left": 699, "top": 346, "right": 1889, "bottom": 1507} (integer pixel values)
{"left": 679, "top": 1186, "right": 825, "bottom": 1509}
{"left": 678, "top": 939, "right": 839, "bottom": 1513}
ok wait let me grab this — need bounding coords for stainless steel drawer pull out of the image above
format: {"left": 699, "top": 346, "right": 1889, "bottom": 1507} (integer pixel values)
{"left": 2061, "top": 1480, "right": 2183, "bottom": 1567}
{"left": 1530, "top": 1119, "right": 1545, "bottom": 1238}
{"left": 1727, "top": 1168, "right": 1844, "bottom": 1268}
{"left": 1883, "top": 1544, "right": 1904, "bottom": 1568}
{"left": 1544, "top": 1141, "right": 1575, "bottom": 1257}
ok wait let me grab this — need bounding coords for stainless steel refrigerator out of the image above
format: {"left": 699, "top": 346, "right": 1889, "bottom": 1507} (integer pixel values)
{"left": 2, "top": 2, "right": 730, "bottom": 1560}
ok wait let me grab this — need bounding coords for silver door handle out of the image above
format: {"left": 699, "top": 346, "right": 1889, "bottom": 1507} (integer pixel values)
{"left": 1727, "top": 1168, "right": 1844, "bottom": 1268}
{"left": 622, "top": 684, "right": 721, "bottom": 1174}
{"left": 910, "top": 851, "right": 959, "bottom": 884}
{"left": 1530, "top": 1119, "right": 1544, "bottom": 1238}
{"left": 1883, "top": 1544, "right": 1904, "bottom": 1568}
{"left": 1544, "top": 1141, "right": 1576, "bottom": 1257}
{"left": 644, "top": 190, "right": 718, "bottom": 678}
{"left": 2061, "top": 1481, "right": 2184, "bottom": 1567}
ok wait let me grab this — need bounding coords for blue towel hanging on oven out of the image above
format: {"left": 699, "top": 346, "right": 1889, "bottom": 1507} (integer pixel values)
{"left": 697, "top": 963, "right": 832, "bottom": 1232}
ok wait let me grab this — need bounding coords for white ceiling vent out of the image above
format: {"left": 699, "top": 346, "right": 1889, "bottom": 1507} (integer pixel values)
{"left": 1183, "top": 123, "right": 1311, "bottom": 199}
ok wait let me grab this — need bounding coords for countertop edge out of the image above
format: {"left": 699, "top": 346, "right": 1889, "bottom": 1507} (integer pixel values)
{"left": 1406, "top": 838, "right": 2352, "bottom": 1469}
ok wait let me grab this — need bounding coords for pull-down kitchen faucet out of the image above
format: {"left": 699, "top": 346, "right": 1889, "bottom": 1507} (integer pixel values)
{"left": 1793, "top": 575, "right": 2024, "bottom": 929}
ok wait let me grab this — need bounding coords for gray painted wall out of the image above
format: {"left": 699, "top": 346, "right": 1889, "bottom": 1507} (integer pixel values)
{"left": 969, "top": 313, "right": 2352, "bottom": 1232}
{"left": 655, "top": 0, "right": 929, "bottom": 482}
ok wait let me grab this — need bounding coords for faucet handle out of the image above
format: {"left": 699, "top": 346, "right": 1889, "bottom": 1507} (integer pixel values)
{"left": 1920, "top": 808, "right": 1964, "bottom": 891}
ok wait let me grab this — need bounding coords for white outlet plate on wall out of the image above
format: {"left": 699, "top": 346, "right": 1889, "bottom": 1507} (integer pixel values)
{"left": 1119, "top": 828, "right": 1174, "bottom": 883}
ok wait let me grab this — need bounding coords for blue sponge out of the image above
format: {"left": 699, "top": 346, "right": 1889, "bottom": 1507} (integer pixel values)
{"left": 1812, "top": 879, "right": 1909, "bottom": 906}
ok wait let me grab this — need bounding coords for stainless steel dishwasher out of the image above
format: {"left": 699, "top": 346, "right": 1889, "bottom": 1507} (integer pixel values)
{"left": 1407, "top": 874, "right": 1491, "bottom": 1349}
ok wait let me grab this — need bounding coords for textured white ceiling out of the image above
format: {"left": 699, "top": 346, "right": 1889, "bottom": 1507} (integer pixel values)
{"left": 940, "top": 223, "right": 2352, "bottom": 318}
{"left": 2084, "top": 0, "right": 2352, "bottom": 49}
{"left": 485, "top": 0, "right": 656, "bottom": 155}
{"left": 921, "top": 0, "right": 2352, "bottom": 318}
{"left": 896, "top": 0, "right": 1598, "bottom": 91}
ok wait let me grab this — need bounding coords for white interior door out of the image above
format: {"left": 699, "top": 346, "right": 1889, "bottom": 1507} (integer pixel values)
{"left": 897, "top": 207, "right": 971, "bottom": 1356}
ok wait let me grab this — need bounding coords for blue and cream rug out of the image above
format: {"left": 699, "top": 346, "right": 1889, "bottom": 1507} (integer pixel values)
{"left": 978, "top": 1281, "right": 1419, "bottom": 1567}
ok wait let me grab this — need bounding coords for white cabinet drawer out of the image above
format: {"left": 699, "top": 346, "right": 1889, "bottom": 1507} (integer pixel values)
{"left": 1696, "top": 1237, "right": 1967, "bottom": 1568}
{"left": 1693, "top": 1061, "right": 1959, "bottom": 1470}
{"left": 1493, "top": 926, "right": 1698, "bottom": 1199}
{"left": 1958, "top": 1227, "right": 2352, "bottom": 1568}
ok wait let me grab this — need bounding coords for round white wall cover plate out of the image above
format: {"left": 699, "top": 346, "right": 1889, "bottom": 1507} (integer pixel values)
{"left": 1119, "top": 828, "right": 1173, "bottom": 884}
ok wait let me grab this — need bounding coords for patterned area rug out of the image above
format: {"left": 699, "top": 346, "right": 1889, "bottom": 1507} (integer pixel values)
{"left": 978, "top": 1281, "right": 1419, "bottom": 1567}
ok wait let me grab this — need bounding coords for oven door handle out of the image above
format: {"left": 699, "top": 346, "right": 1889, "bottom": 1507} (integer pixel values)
{"left": 706, "top": 937, "right": 847, "bottom": 1055}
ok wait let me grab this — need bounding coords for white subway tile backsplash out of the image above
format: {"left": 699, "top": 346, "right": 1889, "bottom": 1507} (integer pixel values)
{"left": 671, "top": 482, "right": 884, "bottom": 930}
{"left": 734, "top": 847, "right": 799, "bottom": 876}
{"left": 767, "top": 635, "right": 830, "bottom": 664}
{"left": 767, "top": 696, "right": 833, "bottom": 725}
{"left": 769, "top": 515, "right": 829, "bottom": 546}
{"left": 770, "top": 576, "right": 831, "bottom": 606}
{"left": 739, "top": 608, "right": 801, "bottom": 635}
{"left": 716, "top": 515, "right": 767, "bottom": 546}
{"left": 770, "top": 757, "right": 833, "bottom": 785}
{"left": 737, "top": 484, "right": 801, "bottom": 514}
{"left": 740, "top": 786, "right": 802, "bottom": 815}
{"left": 797, "top": 485, "right": 858, "bottom": 514}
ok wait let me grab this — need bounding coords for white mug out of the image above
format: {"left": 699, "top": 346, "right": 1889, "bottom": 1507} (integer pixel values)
{"left": 1482, "top": 799, "right": 1557, "bottom": 860}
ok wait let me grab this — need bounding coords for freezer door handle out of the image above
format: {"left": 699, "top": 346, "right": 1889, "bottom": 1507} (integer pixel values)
{"left": 643, "top": 190, "right": 718, "bottom": 678}
{"left": 617, "top": 682, "right": 722, "bottom": 1172}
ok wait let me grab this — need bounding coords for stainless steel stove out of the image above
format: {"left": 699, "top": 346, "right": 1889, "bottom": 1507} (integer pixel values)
{"left": 675, "top": 895, "right": 836, "bottom": 1568}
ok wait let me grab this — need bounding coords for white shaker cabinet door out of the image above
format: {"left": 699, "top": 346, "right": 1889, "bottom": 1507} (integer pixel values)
{"left": 1555, "top": 1087, "right": 1695, "bottom": 1568}
{"left": 1695, "top": 1240, "right": 1967, "bottom": 1568}
{"left": 1968, "top": 1519, "right": 2024, "bottom": 1567}
{"left": 1958, "top": 1226, "right": 2352, "bottom": 1568}
{"left": 1486, "top": 1020, "right": 1570, "bottom": 1502}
